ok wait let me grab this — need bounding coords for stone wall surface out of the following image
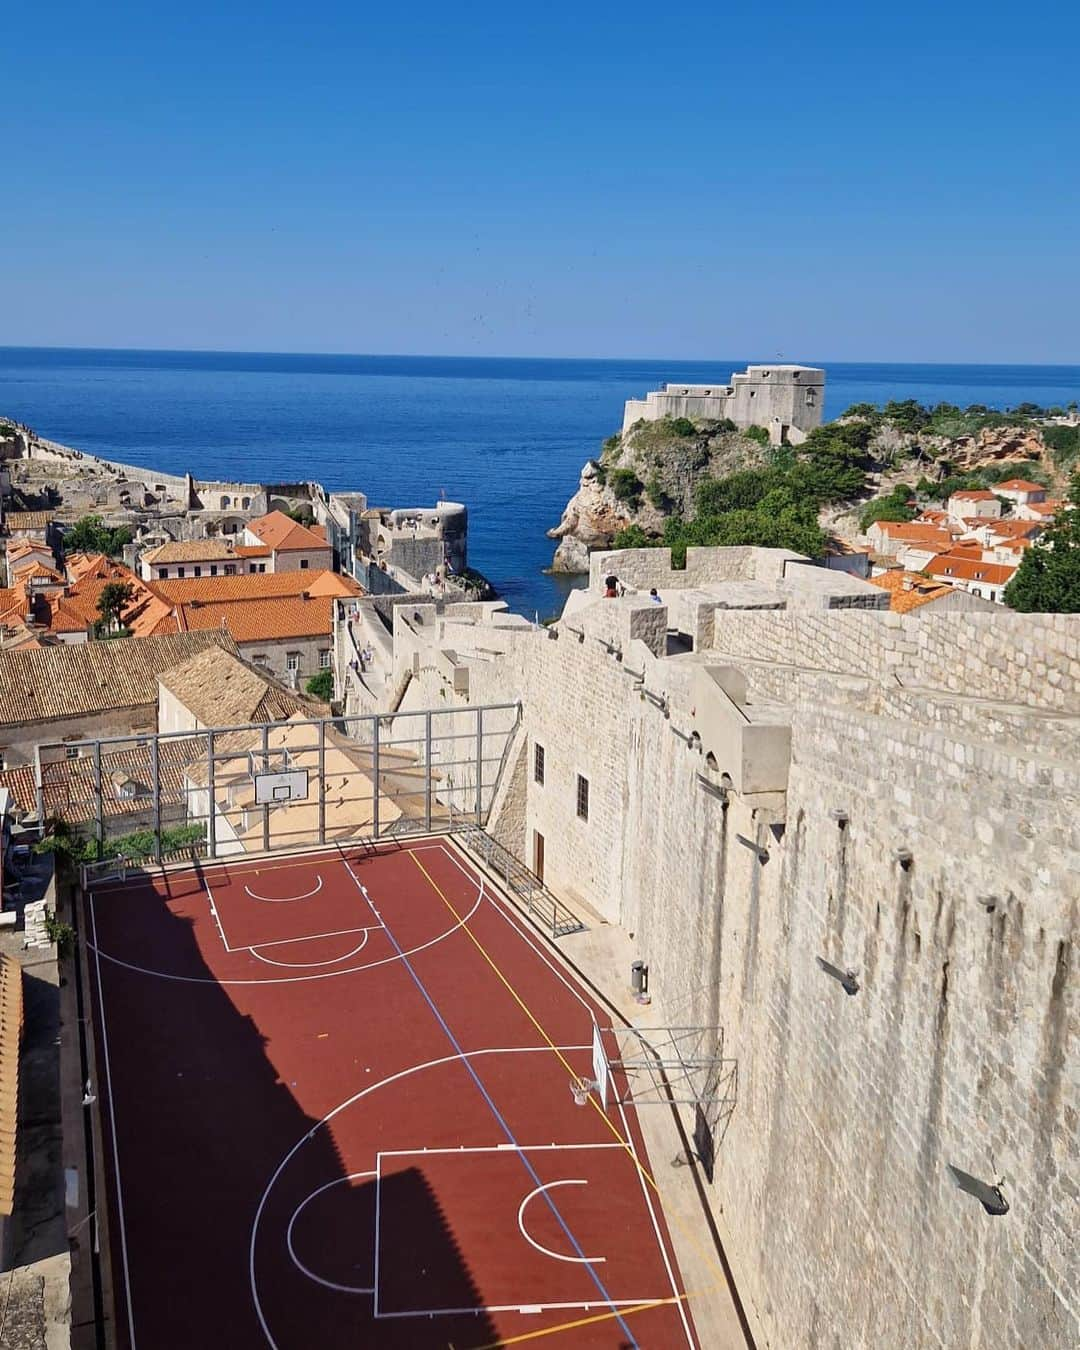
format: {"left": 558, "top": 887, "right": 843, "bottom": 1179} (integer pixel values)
{"left": 380, "top": 567, "right": 1078, "bottom": 1350}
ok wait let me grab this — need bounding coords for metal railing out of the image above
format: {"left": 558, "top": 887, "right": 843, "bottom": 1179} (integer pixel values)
{"left": 451, "top": 820, "right": 585, "bottom": 940}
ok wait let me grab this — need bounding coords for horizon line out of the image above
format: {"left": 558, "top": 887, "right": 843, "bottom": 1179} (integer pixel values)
{"left": 1, "top": 344, "right": 1079, "bottom": 371}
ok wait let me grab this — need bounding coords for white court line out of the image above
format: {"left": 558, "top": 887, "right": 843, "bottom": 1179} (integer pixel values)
{"left": 286, "top": 1172, "right": 376, "bottom": 1295}
{"left": 244, "top": 875, "right": 324, "bottom": 902}
{"left": 375, "top": 1298, "right": 671, "bottom": 1319}
{"left": 378, "top": 1142, "right": 623, "bottom": 1158}
{"left": 88, "top": 867, "right": 484, "bottom": 986}
{"left": 437, "top": 840, "right": 698, "bottom": 1350}
{"left": 249, "top": 1044, "right": 591, "bottom": 1350}
{"left": 517, "top": 1180, "right": 605, "bottom": 1265}
{"left": 89, "top": 895, "right": 138, "bottom": 1349}
{"left": 246, "top": 924, "right": 380, "bottom": 951}
{"left": 249, "top": 931, "right": 369, "bottom": 969}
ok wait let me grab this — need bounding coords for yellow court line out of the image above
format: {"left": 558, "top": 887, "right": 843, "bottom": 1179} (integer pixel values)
{"left": 468, "top": 1295, "right": 684, "bottom": 1349}
{"left": 407, "top": 850, "right": 730, "bottom": 1318}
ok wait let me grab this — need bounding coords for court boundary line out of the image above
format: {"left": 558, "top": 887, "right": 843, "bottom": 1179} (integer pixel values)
{"left": 88, "top": 895, "right": 138, "bottom": 1350}
{"left": 286, "top": 1171, "right": 376, "bottom": 1296}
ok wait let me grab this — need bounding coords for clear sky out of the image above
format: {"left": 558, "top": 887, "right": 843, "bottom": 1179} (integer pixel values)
{"left": 3, "top": 1, "right": 1077, "bottom": 362}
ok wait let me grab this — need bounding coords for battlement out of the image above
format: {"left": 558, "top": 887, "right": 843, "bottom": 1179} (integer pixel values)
{"left": 622, "top": 363, "right": 826, "bottom": 444}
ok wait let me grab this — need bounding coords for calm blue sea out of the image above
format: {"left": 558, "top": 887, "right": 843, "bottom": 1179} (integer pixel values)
{"left": 2, "top": 348, "right": 1078, "bottom": 617}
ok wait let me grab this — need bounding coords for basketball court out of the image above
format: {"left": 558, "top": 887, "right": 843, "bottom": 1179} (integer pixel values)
{"left": 82, "top": 838, "right": 703, "bottom": 1348}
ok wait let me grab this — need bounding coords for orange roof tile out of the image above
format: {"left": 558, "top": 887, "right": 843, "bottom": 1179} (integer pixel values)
{"left": 996, "top": 479, "right": 1044, "bottom": 492}
{"left": 948, "top": 489, "right": 997, "bottom": 501}
{"left": 233, "top": 544, "right": 272, "bottom": 557}
{"left": 39, "top": 558, "right": 180, "bottom": 639}
{"left": 867, "top": 570, "right": 957, "bottom": 613}
{"left": 154, "top": 569, "right": 361, "bottom": 604}
{"left": 246, "top": 510, "right": 329, "bottom": 553}
{"left": 873, "top": 522, "right": 955, "bottom": 548}
{"left": 1026, "top": 500, "right": 1061, "bottom": 516}
{"left": 979, "top": 519, "right": 1043, "bottom": 538}
{"left": 173, "top": 593, "right": 337, "bottom": 643}
{"left": 924, "top": 554, "right": 1017, "bottom": 585}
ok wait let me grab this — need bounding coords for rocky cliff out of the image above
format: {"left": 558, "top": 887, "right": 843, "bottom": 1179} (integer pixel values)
{"left": 548, "top": 419, "right": 770, "bottom": 572}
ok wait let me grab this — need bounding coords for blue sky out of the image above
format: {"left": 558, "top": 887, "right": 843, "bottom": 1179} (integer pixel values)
{"left": 3, "top": 0, "right": 1077, "bottom": 361}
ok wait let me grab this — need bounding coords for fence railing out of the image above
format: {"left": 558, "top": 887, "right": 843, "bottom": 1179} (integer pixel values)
{"left": 451, "top": 820, "right": 585, "bottom": 940}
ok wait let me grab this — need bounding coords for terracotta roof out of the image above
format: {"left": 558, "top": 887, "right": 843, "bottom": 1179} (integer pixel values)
{"left": 1026, "top": 500, "right": 1061, "bottom": 516}
{"left": 0, "top": 588, "right": 24, "bottom": 623}
{"left": 996, "top": 479, "right": 1044, "bottom": 492}
{"left": 979, "top": 519, "right": 1043, "bottom": 539}
{"left": 948, "top": 490, "right": 996, "bottom": 501}
{"left": 141, "top": 539, "right": 244, "bottom": 564}
{"left": 11, "top": 561, "right": 64, "bottom": 584}
{"left": 38, "top": 557, "right": 180, "bottom": 639}
{"left": 5, "top": 540, "right": 51, "bottom": 563}
{"left": 867, "top": 571, "right": 956, "bottom": 613}
{"left": 246, "top": 510, "right": 328, "bottom": 553}
{"left": 233, "top": 544, "right": 272, "bottom": 557}
{"left": 924, "top": 554, "right": 1017, "bottom": 585}
{"left": 873, "top": 522, "right": 955, "bottom": 548}
{"left": 3, "top": 510, "right": 53, "bottom": 529}
{"left": 153, "top": 570, "right": 361, "bottom": 604}
{"left": 0, "top": 630, "right": 236, "bottom": 726}
{"left": 173, "top": 593, "right": 338, "bottom": 643}
{"left": 157, "top": 647, "right": 304, "bottom": 726}
{"left": 24, "top": 737, "right": 203, "bottom": 824}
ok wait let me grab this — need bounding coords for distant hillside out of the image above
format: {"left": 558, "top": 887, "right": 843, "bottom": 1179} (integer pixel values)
{"left": 548, "top": 400, "right": 1079, "bottom": 571}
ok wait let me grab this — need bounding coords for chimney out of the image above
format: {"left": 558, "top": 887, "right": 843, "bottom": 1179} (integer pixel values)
{"left": 901, "top": 575, "right": 914, "bottom": 591}
{"left": 301, "top": 591, "right": 310, "bottom": 601}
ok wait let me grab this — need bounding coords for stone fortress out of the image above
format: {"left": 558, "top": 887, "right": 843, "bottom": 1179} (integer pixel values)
{"left": 622, "top": 363, "right": 826, "bottom": 444}
{"left": 338, "top": 543, "right": 1078, "bottom": 1350}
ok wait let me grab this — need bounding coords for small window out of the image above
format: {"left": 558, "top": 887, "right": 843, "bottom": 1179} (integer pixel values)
{"left": 0, "top": 750, "right": 6, "bottom": 771}
{"left": 158, "top": 568, "right": 167, "bottom": 580}
{"left": 177, "top": 567, "right": 185, "bottom": 578}
{"left": 252, "top": 653, "right": 268, "bottom": 666}
{"left": 806, "top": 389, "right": 817, "bottom": 407}
{"left": 319, "top": 649, "right": 331, "bottom": 668}
{"left": 300, "top": 558, "right": 309, "bottom": 570}
{"left": 250, "top": 564, "right": 257, "bottom": 573}
{"left": 241, "top": 497, "right": 250, "bottom": 509}
{"left": 225, "top": 565, "right": 236, "bottom": 576}
{"left": 194, "top": 566, "right": 202, "bottom": 577}
{"left": 286, "top": 652, "right": 300, "bottom": 672}
{"left": 66, "top": 745, "right": 80, "bottom": 761}
{"left": 576, "top": 774, "right": 589, "bottom": 821}
{"left": 210, "top": 565, "right": 218, "bottom": 576}
{"left": 534, "top": 743, "right": 545, "bottom": 786}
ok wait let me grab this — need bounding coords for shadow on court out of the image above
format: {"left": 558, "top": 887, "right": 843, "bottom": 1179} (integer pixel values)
{"left": 84, "top": 860, "right": 499, "bottom": 1350}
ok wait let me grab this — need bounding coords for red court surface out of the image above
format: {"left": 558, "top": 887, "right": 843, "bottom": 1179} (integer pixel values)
{"left": 84, "top": 839, "right": 700, "bottom": 1349}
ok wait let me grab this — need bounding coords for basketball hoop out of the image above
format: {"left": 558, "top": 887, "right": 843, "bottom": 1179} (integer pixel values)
{"left": 571, "top": 1076, "right": 598, "bottom": 1107}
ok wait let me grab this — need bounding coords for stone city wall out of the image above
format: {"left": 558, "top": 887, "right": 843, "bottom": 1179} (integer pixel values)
{"left": 388, "top": 596, "right": 1078, "bottom": 1350}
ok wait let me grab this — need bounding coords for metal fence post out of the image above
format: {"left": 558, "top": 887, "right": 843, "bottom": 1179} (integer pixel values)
{"left": 94, "top": 743, "right": 104, "bottom": 861}
{"left": 261, "top": 723, "right": 271, "bottom": 853}
{"left": 371, "top": 714, "right": 380, "bottom": 841}
{"left": 151, "top": 737, "right": 162, "bottom": 863}
{"left": 207, "top": 731, "right": 217, "bottom": 859}
{"left": 474, "top": 707, "right": 484, "bottom": 824}
{"left": 318, "top": 719, "right": 327, "bottom": 847}
{"left": 424, "top": 711, "right": 433, "bottom": 834}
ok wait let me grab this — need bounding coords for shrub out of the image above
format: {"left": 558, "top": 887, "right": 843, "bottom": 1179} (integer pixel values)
{"left": 611, "top": 524, "right": 656, "bottom": 550}
{"left": 306, "top": 670, "right": 334, "bottom": 701}
{"left": 43, "top": 910, "right": 75, "bottom": 957}
{"left": 1044, "top": 424, "right": 1080, "bottom": 467}
{"left": 743, "top": 425, "right": 771, "bottom": 446}
{"left": 859, "top": 497, "right": 915, "bottom": 531}
{"left": 645, "top": 475, "right": 671, "bottom": 509}
{"left": 609, "top": 468, "right": 644, "bottom": 506}
{"left": 668, "top": 417, "right": 697, "bottom": 437}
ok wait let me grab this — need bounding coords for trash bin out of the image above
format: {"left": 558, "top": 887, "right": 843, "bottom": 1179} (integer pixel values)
{"left": 631, "top": 960, "right": 647, "bottom": 995}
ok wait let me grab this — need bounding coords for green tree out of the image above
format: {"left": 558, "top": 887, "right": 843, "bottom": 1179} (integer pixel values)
{"left": 65, "top": 514, "right": 133, "bottom": 558}
{"left": 608, "top": 468, "right": 643, "bottom": 506}
{"left": 95, "top": 581, "right": 135, "bottom": 635}
{"left": 1004, "top": 481, "right": 1080, "bottom": 612}
{"left": 305, "top": 670, "right": 334, "bottom": 701}
{"left": 610, "top": 524, "right": 655, "bottom": 550}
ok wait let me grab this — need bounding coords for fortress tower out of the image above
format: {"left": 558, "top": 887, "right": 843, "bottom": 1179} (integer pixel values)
{"left": 622, "top": 363, "right": 826, "bottom": 444}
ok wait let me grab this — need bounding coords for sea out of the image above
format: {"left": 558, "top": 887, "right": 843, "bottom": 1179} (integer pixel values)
{"left": 1, "top": 348, "right": 1078, "bottom": 618}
